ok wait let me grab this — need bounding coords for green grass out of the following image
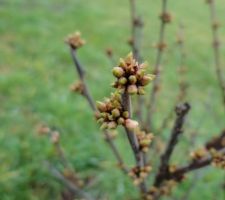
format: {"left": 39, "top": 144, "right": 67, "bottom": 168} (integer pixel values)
{"left": 0, "top": 0, "right": 225, "bottom": 199}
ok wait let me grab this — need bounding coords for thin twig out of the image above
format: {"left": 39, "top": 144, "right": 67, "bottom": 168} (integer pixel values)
{"left": 207, "top": 0, "right": 225, "bottom": 108}
{"left": 146, "top": 0, "right": 170, "bottom": 131}
{"left": 154, "top": 103, "right": 191, "bottom": 187}
{"left": 157, "top": 23, "right": 188, "bottom": 134}
{"left": 46, "top": 162, "right": 94, "bottom": 200}
{"left": 69, "top": 47, "right": 129, "bottom": 174}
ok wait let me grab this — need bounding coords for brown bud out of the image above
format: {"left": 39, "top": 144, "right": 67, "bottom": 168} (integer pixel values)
{"left": 127, "top": 85, "right": 138, "bottom": 95}
{"left": 141, "top": 74, "right": 155, "bottom": 86}
{"left": 96, "top": 101, "right": 107, "bottom": 112}
{"left": 51, "top": 131, "right": 60, "bottom": 144}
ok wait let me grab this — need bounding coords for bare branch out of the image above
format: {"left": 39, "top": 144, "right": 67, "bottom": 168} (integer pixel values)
{"left": 206, "top": 0, "right": 225, "bottom": 108}
{"left": 154, "top": 103, "right": 191, "bottom": 187}
{"left": 69, "top": 47, "right": 128, "bottom": 174}
{"left": 146, "top": 0, "right": 171, "bottom": 131}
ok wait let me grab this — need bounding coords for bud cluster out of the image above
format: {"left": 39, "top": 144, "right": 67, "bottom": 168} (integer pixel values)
{"left": 159, "top": 180, "right": 177, "bottom": 196}
{"left": 95, "top": 92, "right": 139, "bottom": 130}
{"left": 70, "top": 81, "right": 84, "bottom": 95}
{"left": 112, "top": 53, "right": 155, "bottom": 95}
{"left": 65, "top": 31, "right": 86, "bottom": 49}
{"left": 129, "top": 165, "right": 152, "bottom": 186}
{"left": 135, "top": 129, "right": 154, "bottom": 152}
{"left": 190, "top": 148, "right": 207, "bottom": 161}
{"left": 210, "top": 149, "right": 225, "bottom": 169}
{"left": 160, "top": 12, "right": 172, "bottom": 23}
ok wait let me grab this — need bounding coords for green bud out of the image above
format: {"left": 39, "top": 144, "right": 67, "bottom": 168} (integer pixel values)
{"left": 118, "top": 77, "right": 127, "bottom": 85}
{"left": 138, "top": 86, "right": 145, "bottom": 95}
{"left": 97, "top": 118, "right": 104, "bottom": 124}
{"left": 129, "top": 75, "right": 137, "bottom": 84}
{"left": 127, "top": 85, "right": 138, "bottom": 95}
{"left": 122, "top": 111, "right": 129, "bottom": 118}
{"left": 100, "top": 122, "right": 108, "bottom": 130}
{"left": 108, "top": 121, "right": 117, "bottom": 129}
{"left": 108, "top": 115, "right": 114, "bottom": 121}
{"left": 111, "top": 108, "right": 120, "bottom": 118}
{"left": 117, "top": 117, "right": 125, "bottom": 125}
{"left": 112, "top": 67, "right": 124, "bottom": 78}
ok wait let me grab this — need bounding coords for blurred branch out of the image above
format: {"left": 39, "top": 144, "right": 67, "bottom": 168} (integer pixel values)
{"left": 46, "top": 162, "right": 94, "bottom": 200}
{"left": 157, "top": 23, "right": 188, "bottom": 135}
{"left": 146, "top": 0, "right": 171, "bottom": 131}
{"left": 206, "top": 0, "right": 225, "bottom": 109}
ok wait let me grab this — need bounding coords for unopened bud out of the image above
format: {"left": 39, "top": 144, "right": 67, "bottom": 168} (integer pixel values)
{"left": 96, "top": 101, "right": 107, "bottom": 112}
{"left": 108, "top": 121, "right": 117, "bottom": 129}
{"left": 122, "top": 111, "right": 129, "bottom": 118}
{"left": 125, "top": 119, "right": 139, "bottom": 130}
{"left": 118, "top": 77, "right": 127, "bottom": 85}
{"left": 138, "top": 86, "right": 145, "bottom": 95}
{"left": 112, "top": 67, "right": 124, "bottom": 78}
{"left": 100, "top": 122, "right": 108, "bottom": 130}
{"left": 111, "top": 108, "right": 120, "bottom": 118}
{"left": 117, "top": 117, "right": 125, "bottom": 125}
{"left": 141, "top": 74, "right": 155, "bottom": 86}
{"left": 127, "top": 85, "right": 138, "bottom": 95}
{"left": 129, "top": 75, "right": 137, "bottom": 84}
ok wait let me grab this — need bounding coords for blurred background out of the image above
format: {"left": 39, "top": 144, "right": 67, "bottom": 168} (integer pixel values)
{"left": 0, "top": 0, "right": 225, "bottom": 199}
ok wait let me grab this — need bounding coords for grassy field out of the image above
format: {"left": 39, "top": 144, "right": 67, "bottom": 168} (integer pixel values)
{"left": 0, "top": 0, "right": 225, "bottom": 199}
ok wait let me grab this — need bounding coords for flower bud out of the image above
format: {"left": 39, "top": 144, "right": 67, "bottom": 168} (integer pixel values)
{"left": 100, "top": 122, "right": 108, "bottom": 130}
{"left": 128, "top": 75, "right": 137, "bottom": 84}
{"left": 125, "top": 119, "right": 139, "bottom": 130}
{"left": 119, "top": 58, "right": 126, "bottom": 68}
{"left": 96, "top": 101, "right": 107, "bottom": 112}
{"left": 51, "top": 131, "right": 60, "bottom": 144}
{"left": 118, "top": 77, "right": 127, "bottom": 85}
{"left": 117, "top": 117, "right": 125, "bottom": 125}
{"left": 141, "top": 74, "right": 155, "bottom": 86}
{"left": 112, "top": 67, "right": 124, "bottom": 78}
{"left": 108, "top": 121, "right": 117, "bottom": 129}
{"left": 127, "top": 85, "right": 138, "bottom": 95}
{"left": 111, "top": 108, "right": 120, "bottom": 118}
{"left": 122, "top": 111, "right": 129, "bottom": 118}
{"left": 137, "top": 86, "right": 145, "bottom": 95}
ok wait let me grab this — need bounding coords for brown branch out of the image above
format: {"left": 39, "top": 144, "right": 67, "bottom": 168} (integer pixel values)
{"left": 69, "top": 47, "right": 128, "bottom": 174}
{"left": 46, "top": 162, "right": 94, "bottom": 200}
{"left": 146, "top": 0, "right": 170, "bottom": 131}
{"left": 168, "top": 148, "right": 225, "bottom": 181}
{"left": 206, "top": 0, "right": 225, "bottom": 108}
{"left": 122, "top": 91, "right": 147, "bottom": 193}
{"left": 154, "top": 103, "right": 191, "bottom": 187}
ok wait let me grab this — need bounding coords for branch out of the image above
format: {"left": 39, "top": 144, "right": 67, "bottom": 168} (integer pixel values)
{"left": 46, "top": 162, "right": 94, "bottom": 200}
{"left": 122, "top": 91, "right": 147, "bottom": 193}
{"left": 146, "top": 0, "right": 171, "bottom": 131}
{"left": 168, "top": 148, "right": 225, "bottom": 181}
{"left": 206, "top": 0, "right": 225, "bottom": 108}
{"left": 154, "top": 103, "right": 191, "bottom": 187}
{"left": 69, "top": 47, "right": 128, "bottom": 174}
